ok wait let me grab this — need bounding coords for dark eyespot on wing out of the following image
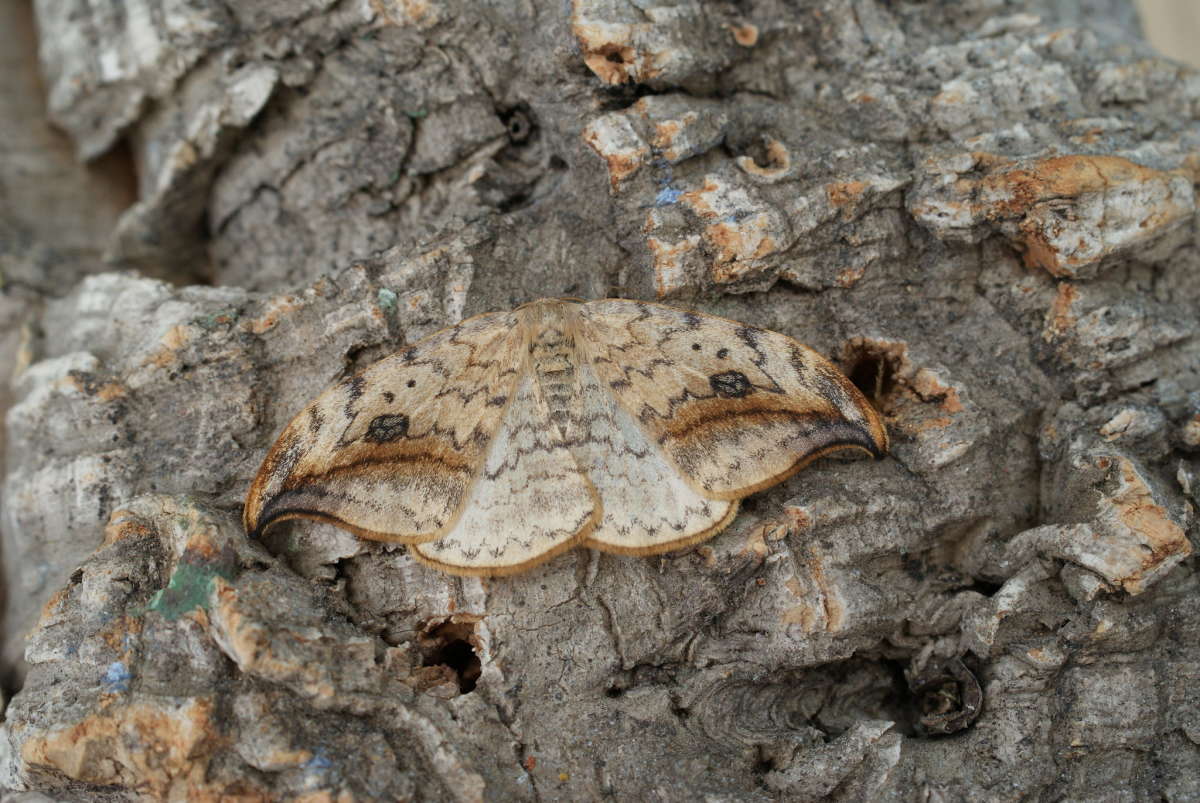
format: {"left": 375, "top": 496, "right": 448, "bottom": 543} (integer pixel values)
{"left": 710, "top": 371, "right": 753, "bottom": 398}
{"left": 364, "top": 414, "right": 410, "bottom": 443}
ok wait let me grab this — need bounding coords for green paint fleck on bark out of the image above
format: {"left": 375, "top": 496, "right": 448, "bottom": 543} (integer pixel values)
{"left": 377, "top": 288, "right": 398, "bottom": 314}
{"left": 147, "top": 549, "right": 238, "bottom": 620}
{"left": 191, "top": 308, "right": 239, "bottom": 330}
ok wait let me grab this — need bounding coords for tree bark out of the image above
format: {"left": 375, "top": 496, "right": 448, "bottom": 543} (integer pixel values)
{"left": 1, "top": 0, "right": 1198, "bottom": 799}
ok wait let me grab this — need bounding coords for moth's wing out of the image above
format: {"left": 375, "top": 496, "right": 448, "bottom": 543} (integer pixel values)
{"left": 568, "top": 359, "right": 738, "bottom": 554}
{"left": 413, "top": 373, "right": 599, "bottom": 575}
{"left": 578, "top": 300, "right": 887, "bottom": 500}
{"left": 244, "top": 310, "right": 524, "bottom": 542}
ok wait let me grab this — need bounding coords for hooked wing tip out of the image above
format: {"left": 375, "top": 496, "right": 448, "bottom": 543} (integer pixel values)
{"left": 242, "top": 495, "right": 266, "bottom": 539}
{"left": 866, "top": 412, "right": 889, "bottom": 458}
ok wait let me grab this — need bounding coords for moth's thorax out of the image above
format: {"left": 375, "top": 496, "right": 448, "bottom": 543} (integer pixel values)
{"left": 519, "top": 300, "right": 583, "bottom": 439}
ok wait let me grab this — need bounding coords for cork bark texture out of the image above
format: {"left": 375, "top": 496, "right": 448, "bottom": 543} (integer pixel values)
{"left": 1, "top": 0, "right": 1198, "bottom": 799}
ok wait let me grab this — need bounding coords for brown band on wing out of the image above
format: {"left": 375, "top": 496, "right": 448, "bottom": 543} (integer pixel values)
{"left": 247, "top": 448, "right": 474, "bottom": 540}
{"left": 278, "top": 444, "right": 473, "bottom": 491}
{"left": 250, "top": 464, "right": 472, "bottom": 541}
{"left": 659, "top": 396, "right": 883, "bottom": 453}
{"left": 658, "top": 401, "right": 887, "bottom": 499}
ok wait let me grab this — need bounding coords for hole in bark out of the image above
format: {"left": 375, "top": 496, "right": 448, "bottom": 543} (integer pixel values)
{"left": 435, "top": 639, "right": 479, "bottom": 692}
{"left": 606, "top": 51, "right": 625, "bottom": 63}
{"left": 874, "top": 658, "right": 920, "bottom": 735}
{"left": 497, "top": 191, "right": 531, "bottom": 213}
{"left": 605, "top": 685, "right": 625, "bottom": 698}
{"left": 842, "top": 341, "right": 901, "bottom": 412}
{"left": 847, "top": 351, "right": 896, "bottom": 405}
{"left": 90, "top": 136, "right": 139, "bottom": 214}
{"left": 418, "top": 620, "right": 482, "bottom": 694}
{"left": 500, "top": 104, "right": 535, "bottom": 145}
{"left": 596, "top": 81, "right": 663, "bottom": 112}
{"left": 743, "top": 138, "right": 784, "bottom": 170}
{"left": 965, "top": 578, "right": 1002, "bottom": 597}
{"left": 830, "top": 657, "right": 917, "bottom": 736}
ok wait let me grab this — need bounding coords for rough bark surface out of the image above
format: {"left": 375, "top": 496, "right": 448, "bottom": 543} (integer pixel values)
{"left": 1, "top": 0, "right": 1198, "bottom": 800}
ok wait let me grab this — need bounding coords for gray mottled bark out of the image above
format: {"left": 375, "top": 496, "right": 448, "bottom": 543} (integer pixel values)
{"left": 1, "top": 0, "right": 1198, "bottom": 799}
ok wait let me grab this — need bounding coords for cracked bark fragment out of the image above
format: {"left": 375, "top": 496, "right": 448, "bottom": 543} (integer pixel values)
{"left": 570, "top": 0, "right": 749, "bottom": 87}
{"left": 910, "top": 152, "right": 1196, "bottom": 278}
{"left": 6, "top": 496, "right": 513, "bottom": 800}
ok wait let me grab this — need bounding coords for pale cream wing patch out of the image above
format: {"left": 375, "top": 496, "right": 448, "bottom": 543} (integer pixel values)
{"left": 244, "top": 310, "right": 524, "bottom": 542}
{"left": 413, "top": 373, "right": 598, "bottom": 575}
{"left": 567, "top": 359, "right": 737, "bottom": 554}
{"left": 578, "top": 300, "right": 888, "bottom": 500}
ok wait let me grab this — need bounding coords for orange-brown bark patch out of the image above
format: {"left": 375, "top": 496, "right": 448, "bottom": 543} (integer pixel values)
{"left": 21, "top": 698, "right": 231, "bottom": 799}
{"left": 244, "top": 294, "right": 303, "bottom": 335}
{"left": 826, "top": 180, "right": 868, "bottom": 208}
{"left": 729, "top": 23, "right": 758, "bottom": 46}
{"left": 1044, "top": 282, "right": 1079, "bottom": 340}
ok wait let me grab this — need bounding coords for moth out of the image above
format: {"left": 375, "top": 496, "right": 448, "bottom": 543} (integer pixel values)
{"left": 244, "top": 299, "right": 888, "bottom": 575}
